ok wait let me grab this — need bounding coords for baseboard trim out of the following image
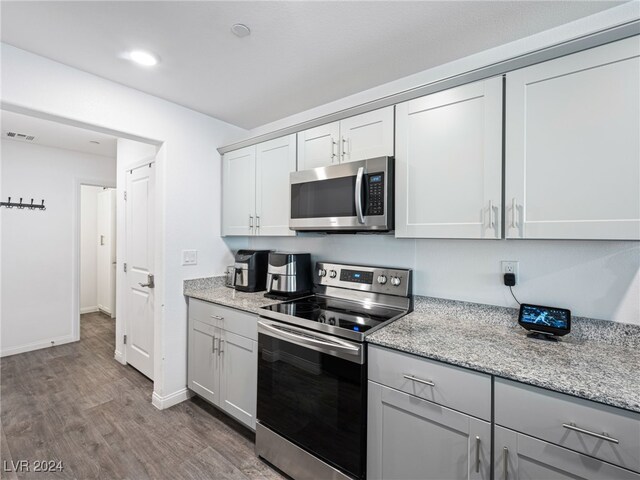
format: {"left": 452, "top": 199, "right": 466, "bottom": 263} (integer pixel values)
{"left": 80, "top": 306, "right": 99, "bottom": 314}
{"left": 114, "top": 350, "right": 126, "bottom": 364}
{"left": 97, "top": 304, "right": 113, "bottom": 316}
{"left": 152, "top": 388, "right": 193, "bottom": 410}
{"left": 0, "top": 335, "right": 76, "bottom": 357}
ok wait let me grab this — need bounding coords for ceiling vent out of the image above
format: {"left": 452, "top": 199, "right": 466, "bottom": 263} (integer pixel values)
{"left": 5, "top": 132, "right": 35, "bottom": 141}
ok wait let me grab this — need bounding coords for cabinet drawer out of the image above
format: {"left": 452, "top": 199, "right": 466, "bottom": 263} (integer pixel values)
{"left": 189, "top": 298, "right": 257, "bottom": 340}
{"left": 368, "top": 345, "right": 491, "bottom": 420}
{"left": 495, "top": 378, "right": 640, "bottom": 472}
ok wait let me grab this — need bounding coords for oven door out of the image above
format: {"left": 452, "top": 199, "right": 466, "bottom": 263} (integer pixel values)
{"left": 257, "top": 319, "right": 366, "bottom": 479}
{"left": 289, "top": 156, "right": 393, "bottom": 231}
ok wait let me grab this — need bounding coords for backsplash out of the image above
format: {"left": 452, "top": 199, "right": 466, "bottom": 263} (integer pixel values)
{"left": 237, "top": 234, "right": 640, "bottom": 326}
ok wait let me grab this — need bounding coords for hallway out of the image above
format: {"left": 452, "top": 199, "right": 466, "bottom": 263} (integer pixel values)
{"left": 1, "top": 313, "right": 283, "bottom": 480}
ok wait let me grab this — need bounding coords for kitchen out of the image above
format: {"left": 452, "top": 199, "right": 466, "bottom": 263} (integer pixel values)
{"left": 1, "top": 2, "right": 639, "bottom": 480}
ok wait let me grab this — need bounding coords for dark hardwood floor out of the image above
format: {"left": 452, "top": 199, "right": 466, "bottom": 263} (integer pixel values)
{"left": 1, "top": 312, "right": 284, "bottom": 480}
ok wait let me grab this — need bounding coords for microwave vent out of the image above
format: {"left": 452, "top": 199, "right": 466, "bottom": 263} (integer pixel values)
{"left": 5, "top": 131, "right": 35, "bottom": 141}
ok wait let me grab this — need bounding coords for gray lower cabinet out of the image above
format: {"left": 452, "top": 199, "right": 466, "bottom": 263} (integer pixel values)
{"left": 494, "top": 425, "right": 640, "bottom": 480}
{"left": 187, "top": 299, "right": 258, "bottom": 430}
{"left": 368, "top": 381, "right": 491, "bottom": 480}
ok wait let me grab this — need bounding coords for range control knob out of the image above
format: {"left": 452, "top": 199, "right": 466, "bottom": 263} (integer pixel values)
{"left": 391, "top": 276, "right": 402, "bottom": 287}
{"left": 377, "top": 275, "right": 387, "bottom": 285}
{"left": 329, "top": 270, "right": 337, "bottom": 278}
{"left": 318, "top": 268, "right": 327, "bottom": 277}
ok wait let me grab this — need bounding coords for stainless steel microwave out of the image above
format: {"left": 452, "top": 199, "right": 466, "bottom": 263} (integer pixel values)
{"left": 289, "top": 156, "right": 394, "bottom": 232}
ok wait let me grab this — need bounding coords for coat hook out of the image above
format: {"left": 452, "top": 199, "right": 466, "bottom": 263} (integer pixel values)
{"left": 30, "top": 198, "right": 34, "bottom": 209}
{"left": 41, "top": 199, "right": 46, "bottom": 211}
{"left": 18, "top": 197, "right": 24, "bottom": 209}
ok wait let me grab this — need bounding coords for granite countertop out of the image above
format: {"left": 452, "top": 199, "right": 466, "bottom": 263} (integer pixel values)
{"left": 184, "top": 277, "right": 640, "bottom": 413}
{"left": 368, "top": 297, "right": 640, "bottom": 413}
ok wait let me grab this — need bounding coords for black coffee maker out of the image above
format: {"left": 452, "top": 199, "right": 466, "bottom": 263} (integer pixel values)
{"left": 232, "top": 250, "right": 270, "bottom": 292}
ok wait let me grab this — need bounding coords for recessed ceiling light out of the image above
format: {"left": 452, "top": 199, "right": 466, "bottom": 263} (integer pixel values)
{"left": 90, "top": 140, "right": 101, "bottom": 144}
{"left": 231, "top": 24, "right": 251, "bottom": 38}
{"left": 128, "top": 50, "right": 159, "bottom": 67}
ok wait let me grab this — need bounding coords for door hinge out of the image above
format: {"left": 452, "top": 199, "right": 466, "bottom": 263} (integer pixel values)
{"left": 124, "top": 262, "right": 127, "bottom": 273}
{"left": 124, "top": 191, "right": 127, "bottom": 201}
{"left": 123, "top": 335, "right": 127, "bottom": 345}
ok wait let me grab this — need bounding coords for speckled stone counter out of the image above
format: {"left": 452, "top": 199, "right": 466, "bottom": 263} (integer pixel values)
{"left": 368, "top": 297, "right": 640, "bottom": 413}
{"left": 183, "top": 276, "right": 280, "bottom": 314}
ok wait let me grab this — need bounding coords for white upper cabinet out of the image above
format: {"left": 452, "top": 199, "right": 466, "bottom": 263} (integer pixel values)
{"left": 297, "top": 122, "right": 340, "bottom": 170}
{"left": 255, "top": 134, "right": 297, "bottom": 236}
{"left": 222, "top": 145, "right": 256, "bottom": 236}
{"left": 297, "top": 106, "right": 394, "bottom": 170}
{"left": 395, "top": 77, "right": 503, "bottom": 239}
{"left": 505, "top": 37, "right": 640, "bottom": 240}
{"left": 339, "top": 106, "right": 394, "bottom": 163}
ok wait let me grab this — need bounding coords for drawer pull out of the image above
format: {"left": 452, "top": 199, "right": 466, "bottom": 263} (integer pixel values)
{"left": 503, "top": 447, "right": 508, "bottom": 480}
{"left": 475, "top": 436, "right": 481, "bottom": 473}
{"left": 210, "top": 315, "right": 224, "bottom": 321}
{"left": 403, "top": 374, "right": 435, "bottom": 387}
{"left": 562, "top": 423, "right": 619, "bottom": 444}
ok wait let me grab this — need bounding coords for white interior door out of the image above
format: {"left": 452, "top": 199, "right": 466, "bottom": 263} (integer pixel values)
{"left": 97, "top": 188, "right": 116, "bottom": 316}
{"left": 125, "top": 163, "right": 155, "bottom": 379}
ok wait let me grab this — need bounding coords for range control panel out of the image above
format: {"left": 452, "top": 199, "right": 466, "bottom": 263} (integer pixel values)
{"left": 315, "top": 262, "right": 412, "bottom": 297}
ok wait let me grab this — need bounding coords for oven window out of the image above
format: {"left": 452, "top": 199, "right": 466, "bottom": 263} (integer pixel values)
{"left": 257, "top": 333, "right": 366, "bottom": 478}
{"left": 291, "top": 176, "right": 357, "bottom": 219}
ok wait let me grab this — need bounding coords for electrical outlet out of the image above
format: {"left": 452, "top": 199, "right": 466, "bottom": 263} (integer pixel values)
{"left": 501, "top": 261, "right": 519, "bottom": 284}
{"left": 182, "top": 250, "right": 198, "bottom": 266}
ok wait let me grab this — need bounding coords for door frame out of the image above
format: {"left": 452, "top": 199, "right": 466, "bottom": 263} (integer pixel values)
{"left": 73, "top": 178, "right": 117, "bottom": 342}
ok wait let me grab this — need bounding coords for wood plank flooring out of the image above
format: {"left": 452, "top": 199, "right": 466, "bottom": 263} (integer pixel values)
{"left": 1, "top": 312, "right": 285, "bottom": 480}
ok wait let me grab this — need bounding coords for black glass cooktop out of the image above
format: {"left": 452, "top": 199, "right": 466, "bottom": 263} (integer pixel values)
{"left": 261, "top": 295, "right": 403, "bottom": 334}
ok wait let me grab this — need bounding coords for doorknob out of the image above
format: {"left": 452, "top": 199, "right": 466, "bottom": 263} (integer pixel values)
{"left": 139, "top": 274, "right": 155, "bottom": 288}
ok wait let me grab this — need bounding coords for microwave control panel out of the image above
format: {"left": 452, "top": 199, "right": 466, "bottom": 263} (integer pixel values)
{"left": 367, "top": 173, "right": 385, "bottom": 216}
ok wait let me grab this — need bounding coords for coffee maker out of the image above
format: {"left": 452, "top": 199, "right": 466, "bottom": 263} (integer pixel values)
{"left": 265, "top": 252, "right": 312, "bottom": 299}
{"left": 232, "top": 250, "right": 270, "bottom": 292}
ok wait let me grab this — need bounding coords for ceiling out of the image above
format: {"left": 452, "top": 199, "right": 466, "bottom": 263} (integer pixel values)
{"left": 1, "top": 110, "right": 118, "bottom": 158}
{"left": 0, "top": 1, "right": 625, "bottom": 130}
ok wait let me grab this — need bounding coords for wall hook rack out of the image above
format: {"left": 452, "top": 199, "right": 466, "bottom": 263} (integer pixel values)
{"left": 0, "top": 197, "right": 46, "bottom": 211}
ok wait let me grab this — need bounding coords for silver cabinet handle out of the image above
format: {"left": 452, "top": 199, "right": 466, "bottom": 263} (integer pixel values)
{"left": 100, "top": 234, "right": 105, "bottom": 246}
{"left": 511, "top": 198, "right": 517, "bottom": 229}
{"left": 212, "top": 335, "right": 216, "bottom": 354}
{"left": 341, "top": 136, "right": 348, "bottom": 161}
{"left": 562, "top": 423, "right": 619, "bottom": 444}
{"left": 475, "top": 436, "right": 481, "bottom": 473}
{"left": 218, "top": 339, "right": 224, "bottom": 356}
{"left": 331, "top": 138, "right": 337, "bottom": 162}
{"left": 503, "top": 447, "right": 508, "bottom": 480}
{"left": 355, "top": 166, "right": 365, "bottom": 224}
{"left": 403, "top": 374, "right": 435, "bottom": 387}
{"left": 210, "top": 315, "right": 224, "bottom": 321}
{"left": 489, "top": 200, "right": 496, "bottom": 229}
{"left": 139, "top": 273, "right": 155, "bottom": 288}
{"left": 256, "top": 215, "right": 260, "bottom": 230}
{"left": 249, "top": 215, "right": 254, "bottom": 230}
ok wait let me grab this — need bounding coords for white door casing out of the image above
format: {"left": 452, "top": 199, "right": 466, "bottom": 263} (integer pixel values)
{"left": 222, "top": 146, "right": 256, "bottom": 236}
{"left": 255, "top": 134, "right": 297, "bottom": 236}
{"left": 395, "top": 77, "right": 503, "bottom": 239}
{"left": 125, "top": 162, "right": 155, "bottom": 379}
{"left": 97, "top": 188, "right": 116, "bottom": 316}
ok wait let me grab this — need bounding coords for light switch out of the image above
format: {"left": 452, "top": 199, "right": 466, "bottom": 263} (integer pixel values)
{"left": 182, "top": 250, "right": 197, "bottom": 266}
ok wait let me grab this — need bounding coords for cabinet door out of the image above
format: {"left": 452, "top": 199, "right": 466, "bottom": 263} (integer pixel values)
{"left": 339, "top": 106, "right": 394, "bottom": 163}
{"left": 505, "top": 37, "right": 640, "bottom": 240}
{"left": 219, "top": 330, "right": 257, "bottom": 430}
{"left": 368, "top": 381, "right": 490, "bottom": 480}
{"left": 395, "top": 77, "right": 503, "bottom": 239}
{"left": 297, "top": 122, "right": 340, "bottom": 170}
{"left": 222, "top": 145, "right": 256, "bottom": 236}
{"left": 255, "top": 134, "right": 296, "bottom": 236}
{"left": 187, "top": 318, "right": 220, "bottom": 406}
{"left": 495, "top": 426, "right": 640, "bottom": 480}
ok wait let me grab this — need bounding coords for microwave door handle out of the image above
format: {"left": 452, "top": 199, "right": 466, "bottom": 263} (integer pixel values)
{"left": 355, "top": 166, "right": 365, "bottom": 224}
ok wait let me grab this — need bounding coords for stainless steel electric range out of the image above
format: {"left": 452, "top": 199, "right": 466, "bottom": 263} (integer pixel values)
{"left": 256, "top": 262, "right": 412, "bottom": 480}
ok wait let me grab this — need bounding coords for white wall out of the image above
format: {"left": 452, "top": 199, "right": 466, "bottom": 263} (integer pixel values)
{"left": 80, "top": 185, "right": 102, "bottom": 313}
{"left": 0, "top": 140, "right": 116, "bottom": 356}
{"left": 248, "top": 235, "right": 639, "bottom": 325}
{"left": 0, "top": 43, "right": 246, "bottom": 405}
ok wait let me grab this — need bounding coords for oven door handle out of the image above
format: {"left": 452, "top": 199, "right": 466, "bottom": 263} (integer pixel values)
{"left": 355, "top": 166, "right": 366, "bottom": 224}
{"left": 258, "top": 321, "right": 361, "bottom": 356}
